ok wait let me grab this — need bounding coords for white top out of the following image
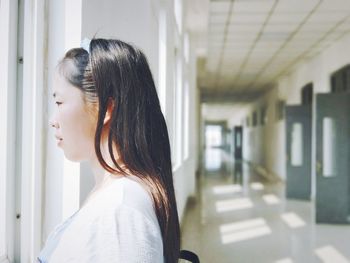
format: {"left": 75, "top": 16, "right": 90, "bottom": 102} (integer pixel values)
{"left": 38, "top": 176, "right": 164, "bottom": 263}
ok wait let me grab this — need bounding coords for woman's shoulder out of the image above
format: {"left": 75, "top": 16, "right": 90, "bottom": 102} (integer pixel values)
{"left": 103, "top": 175, "right": 157, "bottom": 222}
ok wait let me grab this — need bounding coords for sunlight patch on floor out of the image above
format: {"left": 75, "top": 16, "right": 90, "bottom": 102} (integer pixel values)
{"left": 275, "top": 258, "right": 294, "bottom": 263}
{"left": 281, "top": 212, "right": 306, "bottom": 228}
{"left": 220, "top": 217, "right": 271, "bottom": 244}
{"left": 212, "top": 184, "right": 242, "bottom": 195}
{"left": 216, "top": 198, "right": 253, "bottom": 213}
{"left": 315, "top": 245, "right": 349, "bottom": 263}
{"left": 250, "top": 182, "right": 264, "bottom": 190}
{"left": 263, "top": 194, "right": 280, "bottom": 205}
{"left": 220, "top": 218, "right": 267, "bottom": 233}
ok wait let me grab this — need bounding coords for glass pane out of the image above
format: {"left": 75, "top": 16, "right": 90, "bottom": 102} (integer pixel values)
{"left": 236, "top": 133, "right": 241, "bottom": 148}
{"left": 323, "top": 117, "right": 337, "bottom": 177}
{"left": 291, "top": 123, "right": 303, "bottom": 166}
{"left": 205, "top": 148, "right": 222, "bottom": 171}
{"left": 206, "top": 125, "right": 222, "bottom": 147}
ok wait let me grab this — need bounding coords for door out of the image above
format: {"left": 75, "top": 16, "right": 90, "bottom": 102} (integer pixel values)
{"left": 285, "top": 105, "right": 312, "bottom": 200}
{"left": 233, "top": 126, "right": 243, "bottom": 160}
{"left": 316, "top": 93, "right": 350, "bottom": 224}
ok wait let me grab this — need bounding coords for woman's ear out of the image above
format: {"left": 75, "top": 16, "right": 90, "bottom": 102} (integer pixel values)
{"left": 103, "top": 98, "right": 115, "bottom": 125}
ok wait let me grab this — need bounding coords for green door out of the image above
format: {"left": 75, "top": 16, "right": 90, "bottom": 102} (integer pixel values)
{"left": 316, "top": 93, "right": 350, "bottom": 224}
{"left": 285, "top": 105, "right": 312, "bottom": 200}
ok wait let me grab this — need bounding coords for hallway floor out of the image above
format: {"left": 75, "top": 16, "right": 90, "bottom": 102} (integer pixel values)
{"left": 180, "top": 149, "right": 350, "bottom": 263}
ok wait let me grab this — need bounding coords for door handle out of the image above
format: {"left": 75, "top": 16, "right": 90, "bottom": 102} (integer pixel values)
{"left": 316, "top": 161, "right": 323, "bottom": 175}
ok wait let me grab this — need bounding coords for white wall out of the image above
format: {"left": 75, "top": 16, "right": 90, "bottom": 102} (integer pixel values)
{"left": 82, "top": 0, "right": 160, "bottom": 88}
{"left": 241, "top": 87, "right": 286, "bottom": 181}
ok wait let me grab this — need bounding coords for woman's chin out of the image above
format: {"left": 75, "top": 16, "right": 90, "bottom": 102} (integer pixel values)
{"left": 63, "top": 151, "right": 89, "bottom": 163}
{"left": 62, "top": 149, "right": 80, "bottom": 162}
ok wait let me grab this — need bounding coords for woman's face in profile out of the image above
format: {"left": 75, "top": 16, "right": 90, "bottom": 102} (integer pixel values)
{"left": 49, "top": 70, "right": 97, "bottom": 162}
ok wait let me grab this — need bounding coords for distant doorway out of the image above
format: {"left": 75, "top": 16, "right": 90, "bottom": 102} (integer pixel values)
{"left": 205, "top": 124, "right": 224, "bottom": 171}
{"left": 233, "top": 126, "right": 243, "bottom": 160}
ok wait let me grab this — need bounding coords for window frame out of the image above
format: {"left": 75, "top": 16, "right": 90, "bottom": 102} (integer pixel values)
{"left": 0, "top": 0, "right": 18, "bottom": 262}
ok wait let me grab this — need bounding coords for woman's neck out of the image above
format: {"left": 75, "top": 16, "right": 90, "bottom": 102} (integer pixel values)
{"left": 89, "top": 136, "right": 124, "bottom": 186}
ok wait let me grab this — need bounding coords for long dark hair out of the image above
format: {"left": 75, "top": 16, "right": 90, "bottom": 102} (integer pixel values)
{"left": 57, "top": 38, "right": 180, "bottom": 262}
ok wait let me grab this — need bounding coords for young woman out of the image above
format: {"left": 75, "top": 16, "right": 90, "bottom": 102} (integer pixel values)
{"left": 39, "top": 38, "right": 180, "bottom": 262}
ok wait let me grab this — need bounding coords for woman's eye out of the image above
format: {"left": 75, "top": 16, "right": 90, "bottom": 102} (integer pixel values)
{"left": 55, "top": 102, "right": 62, "bottom": 106}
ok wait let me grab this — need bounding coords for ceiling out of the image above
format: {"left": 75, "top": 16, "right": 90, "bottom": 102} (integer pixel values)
{"left": 185, "top": 0, "right": 350, "bottom": 103}
{"left": 202, "top": 103, "right": 247, "bottom": 122}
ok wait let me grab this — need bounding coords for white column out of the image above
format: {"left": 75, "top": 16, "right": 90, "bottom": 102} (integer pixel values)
{"left": 20, "top": 0, "right": 47, "bottom": 261}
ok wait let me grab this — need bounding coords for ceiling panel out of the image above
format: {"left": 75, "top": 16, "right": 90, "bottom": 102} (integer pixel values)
{"left": 299, "top": 23, "right": 335, "bottom": 33}
{"left": 326, "top": 31, "right": 347, "bottom": 41}
{"left": 223, "top": 54, "right": 249, "bottom": 61}
{"left": 240, "top": 66, "right": 265, "bottom": 73}
{"left": 209, "top": 15, "right": 229, "bottom": 24}
{"left": 259, "top": 31, "right": 291, "bottom": 41}
{"left": 334, "top": 22, "right": 350, "bottom": 32}
{"left": 249, "top": 49, "right": 278, "bottom": 56}
{"left": 208, "top": 35, "right": 225, "bottom": 42}
{"left": 277, "top": 53, "right": 302, "bottom": 59}
{"left": 208, "top": 26, "right": 226, "bottom": 33}
{"left": 274, "top": 0, "right": 319, "bottom": 13}
{"left": 268, "top": 13, "right": 308, "bottom": 24}
{"left": 210, "top": 1, "right": 231, "bottom": 13}
{"left": 307, "top": 13, "right": 348, "bottom": 24}
{"left": 292, "top": 31, "right": 326, "bottom": 39}
{"left": 230, "top": 13, "right": 269, "bottom": 24}
{"left": 228, "top": 24, "right": 262, "bottom": 32}
{"left": 222, "top": 50, "right": 250, "bottom": 57}
{"left": 263, "top": 23, "right": 299, "bottom": 32}
{"left": 318, "top": 0, "right": 350, "bottom": 12}
{"left": 232, "top": 0, "right": 275, "bottom": 13}
{"left": 221, "top": 69, "right": 243, "bottom": 75}
{"left": 223, "top": 41, "right": 252, "bottom": 46}
{"left": 253, "top": 41, "right": 284, "bottom": 48}
{"left": 284, "top": 39, "right": 315, "bottom": 47}
{"left": 225, "top": 39, "right": 257, "bottom": 45}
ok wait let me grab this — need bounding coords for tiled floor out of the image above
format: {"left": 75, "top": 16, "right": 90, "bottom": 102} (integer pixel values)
{"left": 180, "top": 149, "right": 350, "bottom": 263}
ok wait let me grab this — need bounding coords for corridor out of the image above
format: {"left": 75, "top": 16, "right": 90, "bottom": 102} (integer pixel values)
{"left": 181, "top": 148, "right": 350, "bottom": 263}
{"left": 3, "top": 0, "right": 350, "bottom": 262}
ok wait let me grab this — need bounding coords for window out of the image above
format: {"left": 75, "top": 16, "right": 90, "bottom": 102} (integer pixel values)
{"left": 173, "top": 47, "right": 183, "bottom": 167}
{"left": 291, "top": 123, "right": 303, "bottom": 166}
{"left": 184, "top": 81, "right": 189, "bottom": 159}
{"left": 158, "top": 7, "right": 167, "bottom": 115}
{"left": 171, "top": 41, "right": 184, "bottom": 169}
{"left": 322, "top": 118, "right": 337, "bottom": 177}
{"left": 174, "top": 0, "right": 182, "bottom": 34}
{"left": 184, "top": 33, "right": 189, "bottom": 64}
